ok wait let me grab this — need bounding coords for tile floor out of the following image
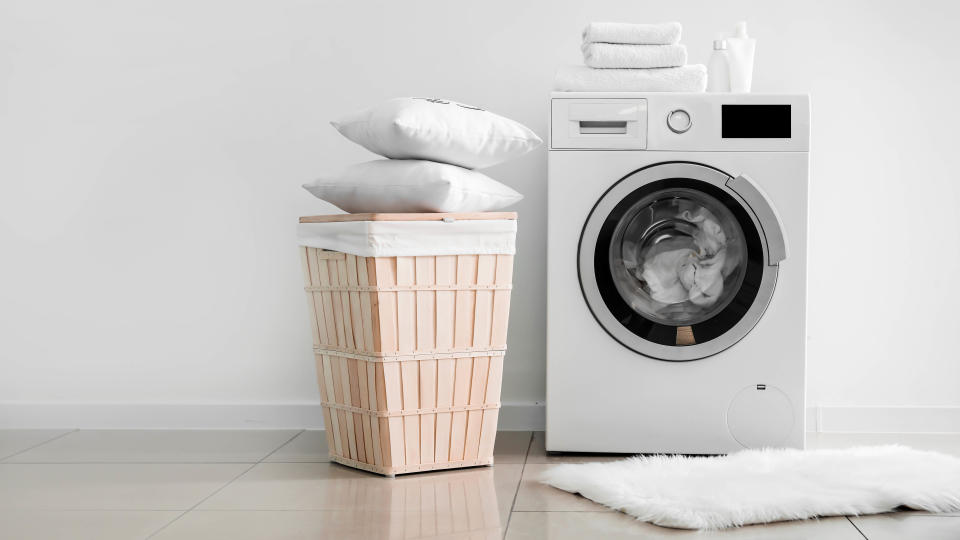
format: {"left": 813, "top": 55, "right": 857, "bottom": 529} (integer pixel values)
{"left": 1, "top": 430, "right": 958, "bottom": 539}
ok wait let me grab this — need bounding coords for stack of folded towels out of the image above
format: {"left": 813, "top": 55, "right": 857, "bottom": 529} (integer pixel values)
{"left": 555, "top": 22, "right": 707, "bottom": 92}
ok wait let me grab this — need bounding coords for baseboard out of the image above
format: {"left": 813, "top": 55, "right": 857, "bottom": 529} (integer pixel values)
{"left": 809, "top": 406, "right": 960, "bottom": 434}
{"left": 0, "top": 401, "right": 547, "bottom": 431}
{"left": 3, "top": 402, "right": 958, "bottom": 433}
{"left": 0, "top": 403, "right": 326, "bottom": 430}
{"left": 498, "top": 402, "right": 546, "bottom": 431}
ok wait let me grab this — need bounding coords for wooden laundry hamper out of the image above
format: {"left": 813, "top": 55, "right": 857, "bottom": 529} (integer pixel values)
{"left": 299, "top": 212, "right": 516, "bottom": 476}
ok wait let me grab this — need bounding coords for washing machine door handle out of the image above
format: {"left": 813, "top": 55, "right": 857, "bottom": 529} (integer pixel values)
{"left": 726, "top": 174, "right": 788, "bottom": 265}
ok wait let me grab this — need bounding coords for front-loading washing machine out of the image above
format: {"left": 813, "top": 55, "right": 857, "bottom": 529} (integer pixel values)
{"left": 546, "top": 93, "right": 809, "bottom": 454}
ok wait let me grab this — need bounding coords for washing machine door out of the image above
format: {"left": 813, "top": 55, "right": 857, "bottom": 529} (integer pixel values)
{"left": 579, "top": 162, "right": 786, "bottom": 361}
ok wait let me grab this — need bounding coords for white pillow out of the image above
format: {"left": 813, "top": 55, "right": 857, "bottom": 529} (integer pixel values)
{"left": 302, "top": 159, "right": 523, "bottom": 213}
{"left": 331, "top": 97, "right": 542, "bottom": 169}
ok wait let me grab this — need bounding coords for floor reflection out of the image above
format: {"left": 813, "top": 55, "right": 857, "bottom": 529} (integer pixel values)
{"left": 325, "top": 465, "right": 503, "bottom": 540}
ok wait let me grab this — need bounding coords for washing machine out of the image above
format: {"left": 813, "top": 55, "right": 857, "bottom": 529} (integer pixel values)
{"left": 546, "top": 92, "right": 808, "bottom": 454}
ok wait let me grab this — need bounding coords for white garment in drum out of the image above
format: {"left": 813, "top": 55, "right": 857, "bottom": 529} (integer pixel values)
{"left": 636, "top": 209, "right": 733, "bottom": 308}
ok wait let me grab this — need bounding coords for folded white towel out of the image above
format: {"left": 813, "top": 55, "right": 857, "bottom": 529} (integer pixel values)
{"left": 582, "top": 22, "right": 681, "bottom": 45}
{"left": 554, "top": 65, "right": 707, "bottom": 93}
{"left": 583, "top": 43, "right": 687, "bottom": 69}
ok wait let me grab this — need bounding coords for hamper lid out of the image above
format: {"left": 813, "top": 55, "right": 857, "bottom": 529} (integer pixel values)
{"left": 297, "top": 212, "right": 518, "bottom": 257}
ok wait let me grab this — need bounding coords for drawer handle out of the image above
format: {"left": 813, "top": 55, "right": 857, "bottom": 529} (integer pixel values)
{"left": 579, "top": 120, "right": 627, "bottom": 134}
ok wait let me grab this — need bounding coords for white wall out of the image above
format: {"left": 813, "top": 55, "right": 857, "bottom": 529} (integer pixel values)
{"left": 2, "top": 0, "right": 959, "bottom": 430}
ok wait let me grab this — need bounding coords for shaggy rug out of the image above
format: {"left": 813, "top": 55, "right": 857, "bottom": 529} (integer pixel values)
{"left": 539, "top": 445, "right": 960, "bottom": 529}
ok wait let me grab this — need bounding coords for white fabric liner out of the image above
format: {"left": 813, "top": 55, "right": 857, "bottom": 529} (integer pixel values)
{"left": 297, "top": 219, "right": 517, "bottom": 257}
{"left": 540, "top": 446, "right": 960, "bottom": 529}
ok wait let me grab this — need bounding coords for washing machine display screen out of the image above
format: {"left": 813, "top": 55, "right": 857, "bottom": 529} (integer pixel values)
{"left": 722, "top": 105, "right": 791, "bottom": 138}
{"left": 610, "top": 189, "right": 748, "bottom": 325}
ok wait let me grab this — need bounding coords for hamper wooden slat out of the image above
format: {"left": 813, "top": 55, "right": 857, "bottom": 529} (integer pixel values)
{"left": 300, "top": 212, "right": 516, "bottom": 476}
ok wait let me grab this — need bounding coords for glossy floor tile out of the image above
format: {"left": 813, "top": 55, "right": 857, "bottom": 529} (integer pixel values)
{"left": 198, "top": 461, "right": 524, "bottom": 525}
{"left": 512, "top": 463, "right": 612, "bottom": 512}
{"left": 8, "top": 429, "right": 300, "bottom": 463}
{"left": 196, "top": 462, "right": 382, "bottom": 509}
{"left": 851, "top": 513, "right": 960, "bottom": 540}
{"left": 0, "top": 510, "right": 179, "bottom": 540}
{"left": 152, "top": 509, "right": 504, "bottom": 540}
{"left": 0, "top": 429, "right": 958, "bottom": 538}
{"left": 505, "top": 512, "right": 865, "bottom": 539}
{"left": 263, "top": 430, "right": 331, "bottom": 462}
{"left": 0, "top": 463, "right": 248, "bottom": 510}
{"left": 492, "top": 431, "right": 533, "bottom": 464}
{"left": 0, "top": 429, "right": 71, "bottom": 460}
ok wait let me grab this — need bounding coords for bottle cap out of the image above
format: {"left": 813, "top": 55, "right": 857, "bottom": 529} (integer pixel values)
{"left": 713, "top": 39, "right": 728, "bottom": 50}
{"left": 734, "top": 21, "right": 748, "bottom": 38}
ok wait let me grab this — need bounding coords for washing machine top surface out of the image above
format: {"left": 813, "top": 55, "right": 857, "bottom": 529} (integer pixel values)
{"left": 550, "top": 91, "right": 809, "bottom": 98}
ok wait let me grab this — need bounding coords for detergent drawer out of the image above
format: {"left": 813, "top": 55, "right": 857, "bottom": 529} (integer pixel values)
{"left": 550, "top": 98, "right": 647, "bottom": 150}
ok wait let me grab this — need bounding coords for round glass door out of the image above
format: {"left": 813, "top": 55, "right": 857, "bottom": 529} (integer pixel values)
{"left": 610, "top": 187, "right": 748, "bottom": 326}
{"left": 579, "top": 163, "right": 783, "bottom": 361}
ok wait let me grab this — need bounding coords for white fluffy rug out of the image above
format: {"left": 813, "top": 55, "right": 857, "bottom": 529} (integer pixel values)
{"left": 540, "top": 446, "right": 960, "bottom": 529}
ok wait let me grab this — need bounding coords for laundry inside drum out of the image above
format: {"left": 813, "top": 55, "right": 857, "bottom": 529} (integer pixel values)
{"left": 609, "top": 187, "right": 748, "bottom": 326}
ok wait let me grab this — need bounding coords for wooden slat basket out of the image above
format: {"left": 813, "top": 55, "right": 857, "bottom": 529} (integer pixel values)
{"left": 298, "top": 214, "right": 515, "bottom": 476}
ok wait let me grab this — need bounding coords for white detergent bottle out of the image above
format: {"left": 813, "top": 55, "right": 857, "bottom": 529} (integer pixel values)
{"left": 726, "top": 21, "right": 756, "bottom": 92}
{"left": 706, "top": 37, "right": 731, "bottom": 92}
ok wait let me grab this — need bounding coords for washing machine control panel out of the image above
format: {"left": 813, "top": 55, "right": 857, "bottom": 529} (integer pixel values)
{"left": 666, "top": 109, "right": 692, "bottom": 133}
{"left": 550, "top": 94, "right": 809, "bottom": 152}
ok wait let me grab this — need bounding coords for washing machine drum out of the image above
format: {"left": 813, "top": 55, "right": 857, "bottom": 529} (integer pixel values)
{"left": 579, "top": 162, "right": 786, "bottom": 361}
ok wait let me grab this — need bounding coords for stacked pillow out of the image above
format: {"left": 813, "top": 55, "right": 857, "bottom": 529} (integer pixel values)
{"left": 303, "top": 97, "right": 542, "bottom": 213}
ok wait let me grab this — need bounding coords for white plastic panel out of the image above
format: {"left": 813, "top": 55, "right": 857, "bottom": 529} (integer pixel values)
{"left": 727, "top": 384, "right": 795, "bottom": 448}
{"left": 726, "top": 173, "right": 788, "bottom": 264}
{"left": 550, "top": 93, "right": 809, "bottom": 152}
{"left": 551, "top": 99, "right": 647, "bottom": 149}
{"left": 646, "top": 94, "right": 809, "bottom": 152}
